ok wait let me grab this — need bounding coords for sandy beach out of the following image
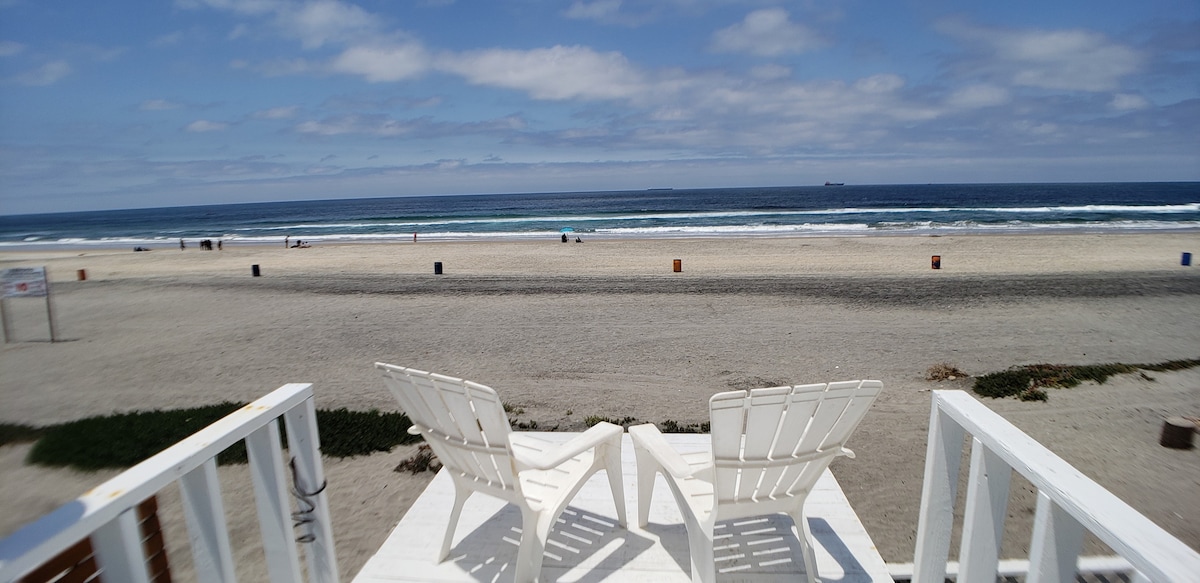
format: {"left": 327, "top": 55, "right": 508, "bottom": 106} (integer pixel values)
{"left": 2, "top": 232, "right": 1198, "bottom": 580}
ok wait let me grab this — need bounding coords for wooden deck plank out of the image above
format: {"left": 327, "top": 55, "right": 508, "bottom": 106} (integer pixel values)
{"left": 353, "top": 433, "right": 892, "bottom": 582}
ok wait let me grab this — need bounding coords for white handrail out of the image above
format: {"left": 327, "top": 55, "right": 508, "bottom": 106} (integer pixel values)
{"left": 0, "top": 383, "right": 338, "bottom": 583}
{"left": 912, "top": 390, "right": 1200, "bottom": 582}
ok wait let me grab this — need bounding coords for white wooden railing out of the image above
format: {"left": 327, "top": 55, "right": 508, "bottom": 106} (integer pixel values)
{"left": 910, "top": 390, "right": 1200, "bottom": 582}
{"left": 0, "top": 383, "right": 338, "bottom": 583}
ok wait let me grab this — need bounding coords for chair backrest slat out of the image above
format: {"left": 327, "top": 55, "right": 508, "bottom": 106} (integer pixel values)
{"left": 434, "top": 375, "right": 510, "bottom": 487}
{"left": 793, "top": 384, "right": 855, "bottom": 455}
{"left": 378, "top": 364, "right": 517, "bottom": 491}
{"left": 819, "top": 381, "right": 881, "bottom": 451}
{"left": 738, "top": 387, "right": 791, "bottom": 500}
{"left": 709, "top": 393, "right": 748, "bottom": 498}
{"left": 759, "top": 384, "right": 824, "bottom": 497}
{"left": 710, "top": 380, "right": 880, "bottom": 503}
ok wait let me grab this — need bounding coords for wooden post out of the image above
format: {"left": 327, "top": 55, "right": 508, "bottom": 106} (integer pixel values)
{"left": 179, "top": 459, "right": 237, "bottom": 583}
{"left": 45, "top": 286, "right": 57, "bottom": 343}
{"left": 1, "top": 298, "right": 10, "bottom": 343}
{"left": 958, "top": 438, "right": 1011, "bottom": 582}
{"left": 911, "top": 395, "right": 966, "bottom": 583}
{"left": 1026, "top": 492, "right": 1084, "bottom": 583}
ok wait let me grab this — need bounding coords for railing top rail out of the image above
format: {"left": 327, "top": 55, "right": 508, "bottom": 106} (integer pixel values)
{"left": 932, "top": 390, "right": 1200, "bottom": 581}
{"left": 0, "top": 383, "right": 315, "bottom": 580}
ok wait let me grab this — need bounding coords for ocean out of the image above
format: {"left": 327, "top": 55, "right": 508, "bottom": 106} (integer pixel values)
{"left": 1, "top": 183, "right": 1197, "bottom": 248}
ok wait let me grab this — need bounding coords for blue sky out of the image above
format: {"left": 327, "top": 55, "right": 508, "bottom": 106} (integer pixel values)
{"left": 1, "top": 0, "right": 1197, "bottom": 214}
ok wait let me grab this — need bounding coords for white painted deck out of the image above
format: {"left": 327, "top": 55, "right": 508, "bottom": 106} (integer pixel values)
{"left": 353, "top": 433, "right": 892, "bottom": 582}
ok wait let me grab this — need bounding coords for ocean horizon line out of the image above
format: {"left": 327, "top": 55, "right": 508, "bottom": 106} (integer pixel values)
{"left": 2, "top": 183, "right": 1197, "bottom": 250}
{"left": 3, "top": 181, "right": 1199, "bottom": 219}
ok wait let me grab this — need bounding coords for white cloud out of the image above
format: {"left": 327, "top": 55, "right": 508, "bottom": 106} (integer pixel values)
{"left": 140, "top": 99, "right": 184, "bottom": 111}
{"left": 277, "top": 0, "right": 380, "bottom": 49}
{"left": 1109, "top": 93, "right": 1150, "bottom": 111}
{"left": 177, "top": 0, "right": 283, "bottom": 17}
{"left": 439, "top": 45, "right": 646, "bottom": 100}
{"left": 185, "top": 0, "right": 384, "bottom": 48}
{"left": 939, "top": 20, "right": 1142, "bottom": 92}
{"left": 946, "top": 84, "right": 1011, "bottom": 108}
{"left": 14, "top": 60, "right": 72, "bottom": 86}
{"left": 711, "top": 9, "right": 827, "bottom": 56}
{"left": 254, "top": 105, "right": 301, "bottom": 119}
{"left": 185, "top": 120, "right": 229, "bottom": 132}
{"left": 564, "top": 0, "right": 622, "bottom": 21}
{"left": 331, "top": 43, "right": 429, "bottom": 82}
{"left": 854, "top": 74, "right": 904, "bottom": 94}
{"left": 295, "top": 115, "right": 412, "bottom": 136}
{"left": 0, "top": 41, "right": 25, "bottom": 57}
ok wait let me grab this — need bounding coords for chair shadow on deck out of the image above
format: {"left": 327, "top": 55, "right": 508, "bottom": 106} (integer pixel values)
{"left": 448, "top": 504, "right": 654, "bottom": 582}
{"left": 643, "top": 516, "right": 865, "bottom": 582}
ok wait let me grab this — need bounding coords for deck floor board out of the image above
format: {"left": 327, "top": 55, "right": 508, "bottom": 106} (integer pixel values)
{"left": 353, "top": 433, "right": 892, "bottom": 582}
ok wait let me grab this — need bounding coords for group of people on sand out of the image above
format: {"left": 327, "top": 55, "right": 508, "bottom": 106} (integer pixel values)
{"left": 284, "top": 236, "right": 310, "bottom": 248}
{"left": 561, "top": 233, "right": 583, "bottom": 243}
{"left": 179, "top": 239, "right": 221, "bottom": 250}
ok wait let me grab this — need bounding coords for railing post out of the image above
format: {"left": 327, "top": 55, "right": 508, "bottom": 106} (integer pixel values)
{"left": 91, "top": 508, "right": 152, "bottom": 583}
{"left": 284, "top": 397, "right": 339, "bottom": 583}
{"left": 247, "top": 419, "right": 304, "bottom": 583}
{"left": 1027, "top": 491, "right": 1084, "bottom": 583}
{"left": 957, "top": 437, "right": 1011, "bottom": 583}
{"left": 179, "top": 457, "right": 237, "bottom": 583}
{"left": 912, "top": 393, "right": 966, "bottom": 583}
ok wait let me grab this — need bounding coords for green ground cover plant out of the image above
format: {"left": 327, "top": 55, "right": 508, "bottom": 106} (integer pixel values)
{"left": 972, "top": 358, "right": 1200, "bottom": 401}
{"left": 20, "top": 404, "right": 418, "bottom": 471}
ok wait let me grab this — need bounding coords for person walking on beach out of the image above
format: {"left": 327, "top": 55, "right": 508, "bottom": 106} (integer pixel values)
{"left": 179, "top": 239, "right": 185, "bottom": 250}
{"left": 285, "top": 236, "right": 289, "bottom": 248}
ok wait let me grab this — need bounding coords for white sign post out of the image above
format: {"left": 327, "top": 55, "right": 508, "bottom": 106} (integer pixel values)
{"left": 1, "top": 266, "right": 57, "bottom": 342}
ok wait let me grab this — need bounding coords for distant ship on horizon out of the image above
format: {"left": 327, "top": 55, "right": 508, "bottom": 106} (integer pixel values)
{"left": 824, "top": 181, "right": 845, "bottom": 186}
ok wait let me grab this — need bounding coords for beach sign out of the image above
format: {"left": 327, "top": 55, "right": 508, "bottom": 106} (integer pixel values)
{"left": 1, "top": 266, "right": 49, "bottom": 298}
{"left": 0, "top": 266, "right": 57, "bottom": 342}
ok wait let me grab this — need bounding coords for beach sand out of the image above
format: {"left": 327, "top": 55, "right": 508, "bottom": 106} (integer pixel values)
{"left": 1, "top": 233, "right": 1198, "bottom": 580}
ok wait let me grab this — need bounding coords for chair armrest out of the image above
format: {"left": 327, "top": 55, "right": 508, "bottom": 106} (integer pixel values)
{"left": 628, "top": 423, "right": 697, "bottom": 479}
{"left": 509, "top": 422, "right": 623, "bottom": 470}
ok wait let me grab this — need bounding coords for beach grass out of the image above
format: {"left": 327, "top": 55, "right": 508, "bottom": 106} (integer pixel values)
{"left": 23, "top": 404, "right": 418, "bottom": 470}
{"left": 972, "top": 358, "right": 1200, "bottom": 401}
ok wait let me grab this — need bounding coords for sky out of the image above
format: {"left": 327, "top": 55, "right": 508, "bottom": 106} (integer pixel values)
{"left": 0, "top": 0, "right": 1197, "bottom": 214}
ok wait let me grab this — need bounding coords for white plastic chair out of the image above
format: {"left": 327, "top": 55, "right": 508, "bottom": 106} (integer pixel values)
{"left": 376, "top": 363, "right": 627, "bottom": 583}
{"left": 628, "top": 380, "right": 881, "bottom": 583}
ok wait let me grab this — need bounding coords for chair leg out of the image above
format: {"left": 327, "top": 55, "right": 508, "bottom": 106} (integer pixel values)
{"left": 602, "top": 440, "right": 628, "bottom": 527}
{"left": 438, "top": 482, "right": 472, "bottom": 562}
{"left": 632, "top": 446, "right": 657, "bottom": 528}
{"left": 684, "top": 514, "right": 717, "bottom": 583}
{"left": 790, "top": 507, "right": 820, "bottom": 583}
{"left": 513, "top": 509, "right": 553, "bottom": 583}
